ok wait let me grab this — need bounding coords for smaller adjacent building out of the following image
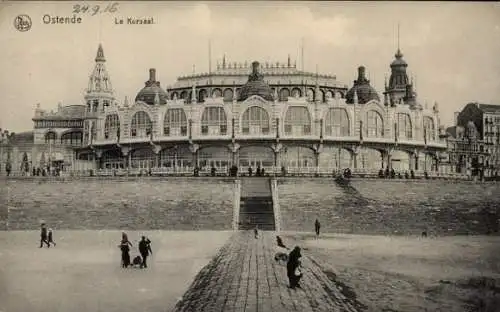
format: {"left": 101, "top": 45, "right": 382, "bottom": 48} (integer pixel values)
{"left": 0, "top": 103, "right": 88, "bottom": 175}
{"left": 445, "top": 102, "right": 500, "bottom": 178}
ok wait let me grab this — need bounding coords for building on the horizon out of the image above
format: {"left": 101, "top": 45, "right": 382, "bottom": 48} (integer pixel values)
{"left": 1, "top": 43, "right": 448, "bottom": 176}
{"left": 445, "top": 102, "right": 500, "bottom": 178}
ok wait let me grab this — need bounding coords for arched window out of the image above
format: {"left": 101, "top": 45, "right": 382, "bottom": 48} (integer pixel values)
{"left": 201, "top": 107, "right": 227, "bottom": 135}
{"left": 45, "top": 131, "right": 57, "bottom": 144}
{"left": 423, "top": 116, "right": 435, "bottom": 142}
{"left": 397, "top": 113, "right": 412, "bottom": 139}
{"left": 325, "top": 108, "right": 350, "bottom": 137}
{"left": 212, "top": 88, "right": 222, "bottom": 98}
{"left": 164, "top": 109, "right": 187, "bottom": 136}
{"left": 61, "top": 131, "right": 82, "bottom": 146}
{"left": 223, "top": 88, "right": 233, "bottom": 102}
{"left": 279, "top": 88, "right": 290, "bottom": 102}
{"left": 366, "top": 110, "right": 384, "bottom": 138}
{"left": 284, "top": 106, "right": 311, "bottom": 136}
{"left": 199, "top": 89, "right": 208, "bottom": 102}
{"left": 104, "top": 114, "right": 120, "bottom": 140}
{"left": 241, "top": 106, "right": 270, "bottom": 135}
{"left": 130, "top": 111, "right": 152, "bottom": 138}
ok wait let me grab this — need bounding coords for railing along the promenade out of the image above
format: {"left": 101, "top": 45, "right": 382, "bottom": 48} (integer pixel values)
{"left": 1, "top": 167, "right": 479, "bottom": 181}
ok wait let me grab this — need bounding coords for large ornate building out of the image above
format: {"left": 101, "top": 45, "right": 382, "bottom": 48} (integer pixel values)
{"left": 1, "top": 44, "right": 447, "bottom": 176}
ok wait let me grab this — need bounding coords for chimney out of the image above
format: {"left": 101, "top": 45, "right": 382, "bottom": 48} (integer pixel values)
{"left": 149, "top": 68, "right": 156, "bottom": 82}
{"left": 454, "top": 112, "right": 460, "bottom": 125}
{"left": 252, "top": 61, "right": 260, "bottom": 74}
{"left": 357, "top": 66, "right": 366, "bottom": 81}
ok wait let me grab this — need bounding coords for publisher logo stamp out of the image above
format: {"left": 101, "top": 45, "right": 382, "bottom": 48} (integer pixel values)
{"left": 14, "top": 14, "right": 32, "bottom": 32}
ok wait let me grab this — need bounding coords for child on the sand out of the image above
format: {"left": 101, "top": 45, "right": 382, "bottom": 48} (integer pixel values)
{"left": 48, "top": 228, "right": 56, "bottom": 246}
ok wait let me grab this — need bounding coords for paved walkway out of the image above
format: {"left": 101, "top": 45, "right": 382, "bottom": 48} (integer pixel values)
{"left": 172, "top": 231, "right": 361, "bottom": 312}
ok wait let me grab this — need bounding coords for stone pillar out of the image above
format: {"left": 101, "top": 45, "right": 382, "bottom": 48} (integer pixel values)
{"left": 95, "top": 149, "right": 103, "bottom": 170}
{"left": 152, "top": 145, "right": 161, "bottom": 169}
{"left": 386, "top": 150, "right": 392, "bottom": 170}
{"left": 228, "top": 142, "right": 240, "bottom": 167}
{"left": 350, "top": 147, "right": 359, "bottom": 170}
{"left": 189, "top": 143, "right": 199, "bottom": 169}
{"left": 272, "top": 143, "right": 283, "bottom": 170}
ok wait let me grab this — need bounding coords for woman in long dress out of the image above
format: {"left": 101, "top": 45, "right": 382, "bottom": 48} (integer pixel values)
{"left": 119, "top": 232, "right": 133, "bottom": 268}
{"left": 287, "top": 246, "right": 303, "bottom": 289}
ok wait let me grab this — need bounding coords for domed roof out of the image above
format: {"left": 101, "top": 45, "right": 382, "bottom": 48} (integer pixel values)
{"left": 345, "top": 66, "right": 380, "bottom": 104}
{"left": 135, "top": 68, "right": 168, "bottom": 105}
{"left": 390, "top": 49, "right": 408, "bottom": 67}
{"left": 238, "top": 61, "right": 274, "bottom": 102}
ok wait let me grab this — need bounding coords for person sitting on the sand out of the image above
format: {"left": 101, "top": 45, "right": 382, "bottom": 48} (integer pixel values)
{"left": 119, "top": 232, "right": 133, "bottom": 268}
{"left": 276, "top": 236, "right": 287, "bottom": 249}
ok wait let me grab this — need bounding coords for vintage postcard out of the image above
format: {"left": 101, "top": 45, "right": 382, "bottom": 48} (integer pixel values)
{"left": 1, "top": 1, "right": 499, "bottom": 311}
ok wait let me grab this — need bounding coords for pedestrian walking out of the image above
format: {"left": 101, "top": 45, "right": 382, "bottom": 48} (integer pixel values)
{"left": 314, "top": 219, "right": 321, "bottom": 239}
{"left": 39, "top": 223, "right": 50, "bottom": 248}
{"left": 48, "top": 228, "right": 56, "bottom": 246}
{"left": 138, "top": 236, "right": 153, "bottom": 268}
{"left": 118, "top": 232, "right": 133, "bottom": 268}
{"left": 287, "top": 246, "right": 303, "bottom": 289}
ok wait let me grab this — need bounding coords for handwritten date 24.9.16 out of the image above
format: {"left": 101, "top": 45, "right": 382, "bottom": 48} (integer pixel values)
{"left": 72, "top": 2, "right": 119, "bottom": 16}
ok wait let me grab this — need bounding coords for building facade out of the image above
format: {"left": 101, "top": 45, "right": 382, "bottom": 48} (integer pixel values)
{"left": 1, "top": 44, "right": 448, "bottom": 176}
{"left": 445, "top": 102, "right": 500, "bottom": 178}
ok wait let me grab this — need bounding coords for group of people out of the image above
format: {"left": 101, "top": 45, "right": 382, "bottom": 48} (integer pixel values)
{"left": 39, "top": 223, "right": 56, "bottom": 248}
{"left": 119, "top": 232, "right": 153, "bottom": 269}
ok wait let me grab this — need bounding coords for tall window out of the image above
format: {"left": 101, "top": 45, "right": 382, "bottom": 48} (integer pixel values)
{"left": 60, "top": 131, "right": 82, "bottom": 146}
{"left": 241, "top": 106, "right": 270, "bottom": 135}
{"left": 366, "top": 110, "right": 384, "bottom": 138}
{"left": 201, "top": 107, "right": 227, "bottom": 135}
{"left": 423, "top": 116, "right": 435, "bottom": 142}
{"left": 130, "top": 111, "right": 152, "bottom": 138}
{"left": 104, "top": 114, "right": 120, "bottom": 140}
{"left": 325, "top": 108, "right": 350, "bottom": 136}
{"left": 45, "top": 131, "right": 57, "bottom": 144}
{"left": 284, "top": 106, "right": 311, "bottom": 136}
{"left": 164, "top": 109, "right": 188, "bottom": 136}
{"left": 397, "top": 113, "right": 412, "bottom": 139}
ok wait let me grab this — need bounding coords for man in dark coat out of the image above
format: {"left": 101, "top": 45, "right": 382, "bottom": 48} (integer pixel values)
{"left": 287, "top": 246, "right": 303, "bottom": 289}
{"left": 138, "top": 236, "right": 153, "bottom": 268}
{"left": 39, "top": 223, "right": 50, "bottom": 248}
{"left": 315, "top": 219, "right": 321, "bottom": 238}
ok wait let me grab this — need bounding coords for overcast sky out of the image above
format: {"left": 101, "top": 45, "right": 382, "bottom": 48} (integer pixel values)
{"left": 1, "top": 1, "right": 499, "bottom": 133}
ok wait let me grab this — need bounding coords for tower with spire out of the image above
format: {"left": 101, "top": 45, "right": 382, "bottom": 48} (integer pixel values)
{"left": 384, "top": 24, "right": 415, "bottom": 106}
{"left": 83, "top": 43, "right": 115, "bottom": 145}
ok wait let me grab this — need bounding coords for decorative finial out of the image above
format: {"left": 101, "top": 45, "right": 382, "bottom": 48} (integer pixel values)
{"left": 95, "top": 43, "right": 105, "bottom": 62}
{"left": 222, "top": 54, "right": 226, "bottom": 68}
{"left": 288, "top": 54, "right": 291, "bottom": 67}
{"left": 353, "top": 90, "right": 358, "bottom": 105}
{"left": 124, "top": 96, "right": 129, "bottom": 107}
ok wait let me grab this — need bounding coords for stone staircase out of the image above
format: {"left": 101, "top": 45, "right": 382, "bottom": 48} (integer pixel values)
{"left": 239, "top": 178, "right": 275, "bottom": 231}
